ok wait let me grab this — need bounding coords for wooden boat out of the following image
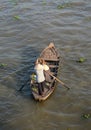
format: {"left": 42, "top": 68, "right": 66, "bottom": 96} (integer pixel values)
{"left": 30, "top": 43, "right": 60, "bottom": 101}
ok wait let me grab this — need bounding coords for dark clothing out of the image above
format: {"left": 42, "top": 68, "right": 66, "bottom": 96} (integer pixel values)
{"left": 38, "top": 80, "right": 45, "bottom": 95}
{"left": 44, "top": 70, "right": 51, "bottom": 83}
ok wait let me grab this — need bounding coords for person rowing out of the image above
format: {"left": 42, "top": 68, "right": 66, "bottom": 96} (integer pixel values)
{"left": 41, "top": 58, "right": 52, "bottom": 83}
{"left": 34, "top": 58, "right": 45, "bottom": 96}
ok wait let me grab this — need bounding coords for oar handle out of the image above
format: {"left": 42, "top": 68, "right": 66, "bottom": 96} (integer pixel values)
{"left": 47, "top": 71, "right": 70, "bottom": 90}
{"left": 55, "top": 77, "right": 70, "bottom": 90}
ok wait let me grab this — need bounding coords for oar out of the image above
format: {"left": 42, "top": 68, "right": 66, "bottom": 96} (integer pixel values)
{"left": 18, "top": 84, "right": 25, "bottom": 91}
{"left": 47, "top": 71, "right": 70, "bottom": 90}
{"left": 18, "top": 78, "right": 30, "bottom": 91}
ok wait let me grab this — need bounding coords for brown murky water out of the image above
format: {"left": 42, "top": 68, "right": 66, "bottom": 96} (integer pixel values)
{"left": 0, "top": 0, "right": 91, "bottom": 130}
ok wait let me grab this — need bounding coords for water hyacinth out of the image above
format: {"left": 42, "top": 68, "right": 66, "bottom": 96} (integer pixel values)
{"left": 77, "top": 57, "right": 86, "bottom": 63}
{"left": 67, "top": 128, "right": 71, "bottom": 130}
{"left": 10, "top": 0, "right": 18, "bottom": 5}
{"left": 57, "top": 2, "right": 72, "bottom": 9}
{"left": 13, "top": 15, "right": 20, "bottom": 20}
{"left": 42, "top": 0, "right": 47, "bottom": 5}
{"left": 57, "top": 5, "right": 65, "bottom": 9}
{"left": 81, "top": 113, "right": 91, "bottom": 119}
{"left": 0, "top": 63, "right": 7, "bottom": 68}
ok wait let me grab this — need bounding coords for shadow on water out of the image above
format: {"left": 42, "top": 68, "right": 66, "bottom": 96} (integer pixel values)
{"left": 0, "top": 45, "right": 40, "bottom": 100}
{"left": 0, "top": 45, "right": 56, "bottom": 130}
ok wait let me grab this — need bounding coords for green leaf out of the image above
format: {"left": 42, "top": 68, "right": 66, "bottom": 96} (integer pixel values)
{"left": 57, "top": 2, "right": 73, "bottom": 10}
{"left": 0, "top": 63, "right": 7, "bottom": 68}
{"left": 79, "top": 57, "right": 86, "bottom": 63}
{"left": 67, "top": 128, "right": 71, "bottom": 130}
{"left": 10, "top": 0, "right": 18, "bottom": 5}
{"left": 81, "top": 114, "right": 91, "bottom": 119}
{"left": 42, "top": 0, "right": 46, "bottom": 5}
{"left": 77, "top": 57, "right": 86, "bottom": 63}
{"left": 13, "top": 15, "right": 20, "bottom": 20}
{"left": 57, "top": 5, "right": 65, "bottom": 9}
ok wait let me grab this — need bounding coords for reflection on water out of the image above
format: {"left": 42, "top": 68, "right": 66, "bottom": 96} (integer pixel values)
{"left": 0, "top": 0, "right": 91, "bottom": 130}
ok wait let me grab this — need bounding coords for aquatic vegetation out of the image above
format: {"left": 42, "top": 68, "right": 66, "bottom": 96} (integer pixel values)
{"left": 57, "top": 5, "right": 65, "bottom": 9}
{"left": 32, "top": 87, "right": 38, "bottom": 93}
{"left": 81, "top": 113, "right": 91, "bottom": 119}
{"left": 84, "top": 17, "right": 91, "bottom": 21}
{"left": 42, "top": 0, "right": 47, "bottom": 5}
{"left": 10, "top": 0, "right": 18, "bottom": 5}
{"left": 57, "top": 2, "right": 72, "bottom": 9}
{"left": 67, "top": 128, "right": 71, "bottom": 130}
{"left": 0, "top": 63, "right": 7, "bottom": 68}
{"left": 13, "top": 15, "right": 20, "bottom": 20}
{"left": 76, "top": 57, "right": 86, "bottom": 63}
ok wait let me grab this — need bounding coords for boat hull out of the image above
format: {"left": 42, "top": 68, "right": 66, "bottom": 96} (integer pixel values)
{"left": 30, "top": 43, "right": 60, "bottom": 101}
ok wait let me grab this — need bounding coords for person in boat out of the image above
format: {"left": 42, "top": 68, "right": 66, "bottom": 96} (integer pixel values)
{"left": 41, "top": 59, "right": 51, "bottom": 83}
{"left": 37, "top": 58, "right": 52, "bottom": 81}
{"left": 34, "top": 58, "right": 45, "bottom": 96}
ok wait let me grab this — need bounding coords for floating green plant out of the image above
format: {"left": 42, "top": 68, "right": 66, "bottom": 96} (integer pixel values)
{"left": 77, "top": 57, "right": 86, "bottom": 63}
{"left": 57, "top": 5, "right": 65, "bottom": 9}
{"left": 81, "top": 113, "right": 91, "bottom": 119}
{"left": 10, "top": 0, "right": 18, "bottom": 5}
{"left": 84, "top": 17, "right": 91, "bottom": 21}
{"left": 0, "top": 63, "right": 7, "bottom": 68}
{"left": 32, "top": 87, "right": 38, "bottom": 93}
{"left": 42, "top": 0, "right": 47, "bottom": 5}
{"left": 67, "top": 128, "right": 71, "bottom": 130}
{"left": 57, "top": 2, "right": 72, "bottom": 9}
{"left": 13, "top": 15, "right": 20, "bottom": 20}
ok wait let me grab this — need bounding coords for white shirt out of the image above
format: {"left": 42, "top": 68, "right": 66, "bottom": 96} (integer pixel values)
{"left": 43, "top": 64, "right": 49, "bottom": 71}
{"left": 34, "top": 63, "right": 45, "bottom": 83}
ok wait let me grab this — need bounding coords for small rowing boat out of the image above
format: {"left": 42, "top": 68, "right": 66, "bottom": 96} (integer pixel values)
{"left": 30, "top": 43, "right": 60, "bottom": 101}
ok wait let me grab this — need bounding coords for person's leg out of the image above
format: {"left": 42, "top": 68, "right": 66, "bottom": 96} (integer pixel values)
{"left": 38, "top": 83, "right": 42, "bottom": 95}
{"left": 41, "top": 81, "right": 45, "bottom": 92}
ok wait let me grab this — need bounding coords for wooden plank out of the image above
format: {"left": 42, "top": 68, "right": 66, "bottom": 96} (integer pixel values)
{"left": 44, "top": 58, "right": 59, "bottom": 61}
{"left": 49, "top": 65, "right": 59, "bottom": 68}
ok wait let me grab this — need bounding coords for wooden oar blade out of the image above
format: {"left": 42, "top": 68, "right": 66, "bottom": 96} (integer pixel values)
{"left": 63, "top": 84, "right": 70, "bottom": 90}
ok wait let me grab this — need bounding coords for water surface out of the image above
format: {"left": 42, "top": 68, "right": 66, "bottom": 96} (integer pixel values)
{"left": 0, "top": 0, "right": 91, "bottom": 130}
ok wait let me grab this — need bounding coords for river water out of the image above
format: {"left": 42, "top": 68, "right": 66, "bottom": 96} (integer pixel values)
{"left": 0, "top": 0, "right": 91, "bottom": 130}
